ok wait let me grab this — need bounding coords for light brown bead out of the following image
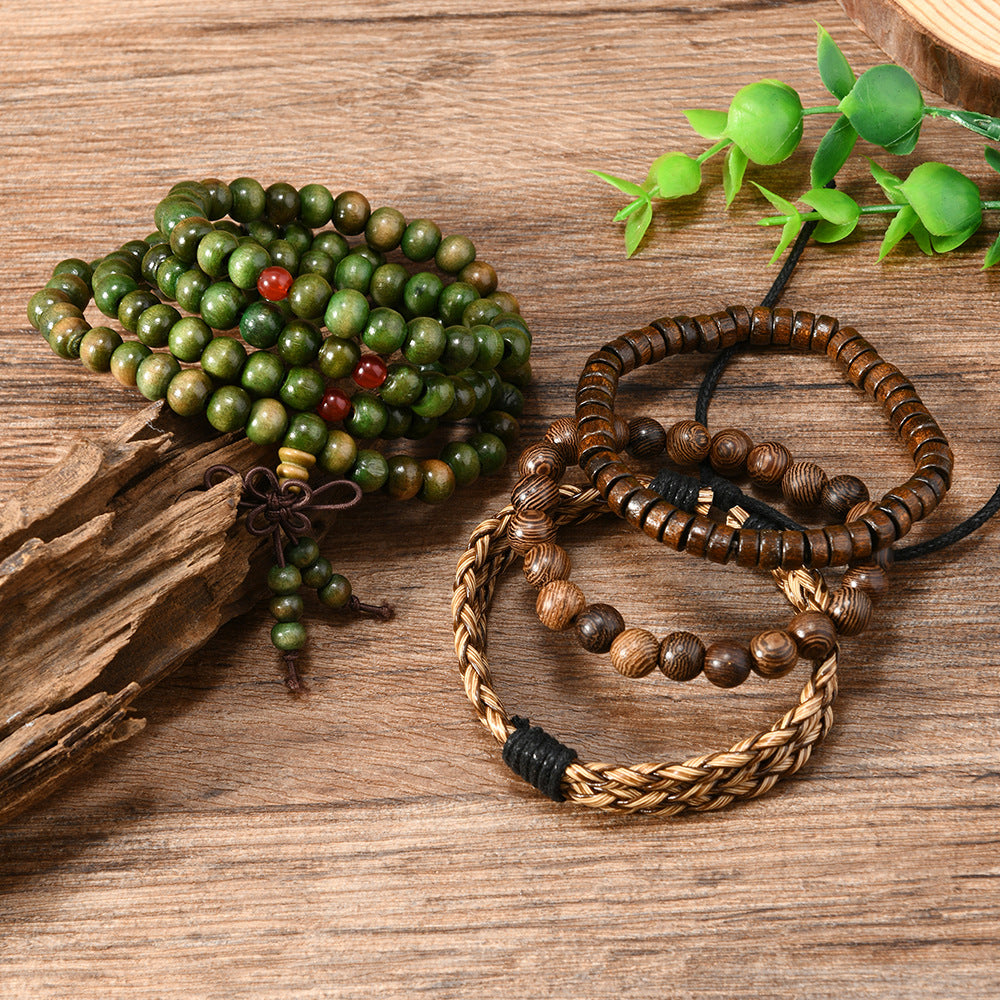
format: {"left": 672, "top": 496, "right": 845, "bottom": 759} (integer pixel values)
{"left": 536, "top": 579, "right": 586, "bottom": 631}
{"left": 749, "top": 629, "right": 799, "bottom": 678}
{"left": 703, "top": 641, "right": 752, "bottom": 688}
{"left": 788, "top": 611, "right": 837, "bottom": 660}
{"left": 575, "top": 602, "right": 626, "bottom": 653}
{"left": 627, "top": 416, "right": 667, "bottom": 458}
{"left": 820, "top": 474, "right": 870, "bottom": 520}
{"left": 746, "top": 441, "right": 791, "bottom": 488}
{"left": 609, "top": 628, "right": 660, "bottom": 678}
{"left": 510, "top": 473, "right": 561, "bottom": 513}
{"left": 506, "top": 508, "right": 556, "bottom": 555}
{"left": 782, "top": 461, "right": 829, "bottom": 507}
{"left": 665, "top": 420, "right": 711, "bottom": 466}
{"left": 842, "top": 563, "right": 890, "bottom": 602}
{"left": 544, "top": 417, "right": 580, "bottom": 465}
{"left": 845, "top": 499, "right": 878, "bottom": 522}
{"left": 827, "top": 586, "right": 873, "bottom": 636}
{"left": 709, "top": 428, "right": 753, "bottom": 477}
{"left": 522, "top": 543, "right": 572, "bottom": 588}
{"left": 517, "top": 441, "right": 566, "bottom": 480}
{"left": 658, "top": 630, "right": 705, "bottom": 681}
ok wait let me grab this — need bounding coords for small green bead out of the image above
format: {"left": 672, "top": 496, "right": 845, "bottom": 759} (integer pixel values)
{"left": 405, "top": 413, "right": 439, "bottom": 439}
{"left": 93, "top": 254, "right": 139, "bottom": 284}
{"left": 334, "top": 253, "right": 374, "bottom": 294}
{"left": 169, "top": 216, "right": 213, "bottom": 264}
{"left": 200, "top": 281, "right": 247, "bottom": 330}
{"left": 94, "top": 274, "right": 139, "bottom": 317}
{"left": 400, "top": 218, "right": 441, "bottom": 262}
{"left": 38, "top": 301, "right": 83, "bottom": 342}
{"left": 79, "top": 327, "right": 123, "bottom": 372}
{"left": 280, "top": 367, "right": 326, "bottom": 411}
{"left": 402, "top": 316, "right": 445, "bottom": 364}
{"left": 45, "top": 272, "right": 90, "bottom": 310}
{"left": 268, "top": 563, "right": 302, "bottom": 595}
{"left": 109, "top": 341, "right": 152, "bottom": 386}
{"left": 196, "top": 229, "right": 240, "bottom": 277}
{"left": 369, "top": 263, "right": 409, "bottom": 309}
{"left": 285, "top": 537, "right": 320, "bottom": 568}
{"left": 332, "top": 190, "right": 371, "bottom": 235}
{"left": 49, "top": 316, "right": 90, "bottom": 359}
{"left": 52, "top": 258, "right": 93, "bottom": 285}
{"left": 493, "top": 381, "right": 525, "bottom": 417}
{"left": 492, "top": 311, "right": 531, "bottom": 337}
{"left": 462, "top": 298, "right": 502, "bottom": 327}
{"left": 166, "top": 369, "right": 213, "bottom": 416}
{"left": 265, "top": 182, "right": 301, "bottom": 226}
{"left": 441, "top": 325, "right": 478, "bottom": 373}
{"left": 168, "top": 181, "right": 213, "bottom": 215}
{"left": 411, "top": 373, "right": 456, "bottom": 418}
{"left": 154, "top": 195, "right": 204, "bottom": 236}
{"left": 301, "top": 556, "right": 333, "bottom": 589}
{"left": 362, "top": 307, "right": 406, "bottom": 356}
{"left": 311, "top": 230, "right": 350, "bottom": 264}
{"left": 136, "top": 304, "right": 182, "bottom": 348}
{"left": 437, "top": 282, "right": 479, "bottom": 327}
{"left": 206, "top": 385, "right": 252, "bottom": 432}
{"left": 319, "top": 429, "right": 358, "bottom": 475}
{"left": 498, "top": 327, "right": 532, "bottom": 374}
{"left": 419, "top": 459, "right": 457, "bottom": 503}
{"left": 441, "top": 377, "right": 477, "bottom": 421}
{"left": 504, "top": 362, "right": 532, "bottom": 388}
{"left": 136, "top": 353, "right": 182, "bottom": 401}
{"left": 298, "top": 249, "right": 336, "bottom": 284}
{"left": 351, "top": 449, "right": 389, "bottom": 492}
{"left": 403, "top": 271, "right": 444, "bottom": 317}
{"left": 435, "top": 234, "right": 476, "bottom": 274}
{"left": 141, "top": 243, "right": 174, "bottom": 284}
{"left": 200, "top": 178, "right": 233, "bottom": 219}
{"left": 240, "top": 301, "right": 285, "bottom": 348}
{"left": 228, "top": 242, "right": 270, "bottom": 290}
{"left": 385, "top": 454, "right": 423, "bottom": 500}
{"left": 175, "top": 269, "right": 213, "bottom": 314}
{"left": 469, "top": 431, "right": 507, "bottom": 475}
{"left": 229, "top": 177, "right": 267, "bottom": 223}
{"left": 246, "top": 398, "right": 289, "bottom": 445}
{"left": 155, "top": 257, "right": 187, "bottom": 300}
{"left": 298, "top": 183, "right": 334, "bottom": 228}
{"left": 167, "top": 316, "right": 213, "bottom": 361}
{"left": 380, "top": 363, "right": 423, "bottom": 407}
{"left": 365, "top": 206, "right": 406, "bottom": 252}
{"left": 461, "top": 371, "right": 494, "bottom": 417}
{"left": 318, "top": 574, "right": 352, "bottom": 609}
{"left": 479, "top": 410, "right": 520, "bottom": 447}
{"left": 268, "top": 238, "right": 299, "bottom": 274}
{"left": 241, "top": 350, "right": 285, "bottom": 396}
{"left": 145, "top": 230, "right": 170, "bottom": 246}
{"left": 487, "top": 290, "right": 520, "bottom": 314}
{"left": 269, "top": 594, "right": 304, "bottom": 622}
{"left": 324, "top": 288, "right": 370, "bottom": 339}
{"left": 470, "top": 324, "right": 504, "bottom": 371}
{"left": 284, "top": 412, "right": 329, "bottom": 454}
{"left": 277, "top": 320, "right": 323, "bottom": 364}
{"left": 117, "top": 290, "right": 160, "bottom": 334}
{"left": 440, "top": 441, "right": 481, "bottom": 487}
{"left": 317, "top": 336, "right": 361, "bottom": 379}
{"left": 201, "top": 336, "right": 247, "bottom": 382}
{"left": 271, "top": 621, "right": 307, "bottom": 652}
{"left": 284, "top": 222, "right": 314, "bottom": 256}
{"left": 28, "top": 288, "right": 71, "bottom": 329}
{"left": 288, "top": 273, "right": 332, "bottom": 320}
{"left": 345, "top": 393, "right": 388, "bottom": 439}
{"left": 245, "top": 220, "right": 282, "bottom": 248}
{"left": 381, "top": 404, "right": 412, "bottom": 439}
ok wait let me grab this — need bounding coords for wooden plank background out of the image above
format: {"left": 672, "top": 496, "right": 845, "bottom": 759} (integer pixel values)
{"left": 1, "top": 1, "right": 998, "bottom": 996}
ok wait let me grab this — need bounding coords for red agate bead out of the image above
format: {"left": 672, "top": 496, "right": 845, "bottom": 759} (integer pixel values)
{"left": 317, "top": 386, "right": 352, "bottom": 422}
{"left": 352, "top": 354, "right": 388, "bottom": 389}
{"left": 257, "top": 266, "right": 294, "bottom": 301}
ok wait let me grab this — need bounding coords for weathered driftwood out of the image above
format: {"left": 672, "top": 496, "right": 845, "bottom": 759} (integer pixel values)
{"left": 0, "top": 403, "right": 301, "bottom": 825}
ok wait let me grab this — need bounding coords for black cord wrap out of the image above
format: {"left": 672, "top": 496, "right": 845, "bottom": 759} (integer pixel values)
{"left": 648, "top": 468, "right": 702, "bottom": 512}
{"left": 502, "top": 716, "right": 577, "bottom": 801}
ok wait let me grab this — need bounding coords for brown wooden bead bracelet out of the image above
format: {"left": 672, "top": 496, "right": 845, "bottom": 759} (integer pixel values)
{"left": 575, "top": 305, "right": 953, "bottom": 570}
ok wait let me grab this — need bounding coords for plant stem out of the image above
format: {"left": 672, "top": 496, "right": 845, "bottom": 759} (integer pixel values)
{"left": 925, "top": 107, "right": 1000, "bottom": 142}
{"left": 803, "top": 106, "right": 841, "bottom": 116}
{"left": 696, "top": 139, "right": 731, "bottom": 165}
{"left": 759, "top": 204, "right": 901, "bottom": 226}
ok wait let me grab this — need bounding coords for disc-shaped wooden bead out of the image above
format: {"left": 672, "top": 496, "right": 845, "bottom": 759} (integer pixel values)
{"left": 749, "top": 629, "right": 798, "bottom": 678}
{"left": 609, "top": 627, "right": 660, "bottom": 678}
{"left": 517, "top": 441, "right": 566, "bottom": 480}
{"left": 658, "top": 630, "right": 705, "bottom": 681}
{"left": 820, "top": 474, "right": 870, "bottom": 520}
{"left": 788, "top": 611, "right": 837, "bottom": 660}
{"left": 746, "top": 441, "right": 791, "bottom": 488}
{"left": 510, "top": 473, "right": 561, "bottom": 513}
{"left": 827, "top": 585, "right": 873, "bottom": 636}
{"left": 543, "top": 417, "right": 579, "bottom": 464}
{"left": 782, "top": 461, "right": 829, "bottom": 507}
{"left": 612, "top": 414, "right": 630, "bottom": 451}
{"left": 845, "top": 499, "right": 878, "bottom": 522}
{"left": 709, "top": 428, "right": 753, "bottom": 477}
{"left": 842, "top": 563, "right": 889, "bottom": 602}
{"left": 535, "top": 579, "right": 586, "bottom": 631}
{"left": 575, "top": 602, "right": 626, "bottom": 653}
{"left": 665, "top": 420, "right": 711, "bottom": 466}
{"left": 627, "top": 416, "right": 667, "bottom": 458}
{"left": 703, "top": 641, "right": 752, "bottom": 688}
{"left": 522, "top": 543, "right": 571, "bottom": 588}
{"left": 506, "top": 508, "right": 556, "bottom": 555}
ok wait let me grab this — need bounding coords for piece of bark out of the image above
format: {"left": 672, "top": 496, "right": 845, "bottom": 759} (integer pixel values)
{"left": 0, "top": 402, "right": 317, "bottom": 825}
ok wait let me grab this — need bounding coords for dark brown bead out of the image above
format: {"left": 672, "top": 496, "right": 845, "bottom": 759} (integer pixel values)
{"left": 827, "top": 586, "right": 873, "bottom": 636}
{"left": 820, "top": 474, "right": 870, "bottom": 520}
{"left": 511, "top": 473, "right": 561, "bottom": 513}
{"left": 612, "top": 414, "right": 630, "bottom": 452}
{"left": 658, "top": 631, "right": 705, "bottom": 681}
{"left": 703, "top": 641, "right": 752, "bottom": 688}
{"left": 872, "top": 545, "right": 895, "bottom": 570}
{"left": 709, "top": 428, "right": 753, "bottom": 477}
{"left": 506, "top": 508, "right": 556, "bottom": 555}
{"left": 575, "top": 602, "right": 626, "bottom": 654}
{"left": 782, "top": 461, "right": 829, "bottom": 507}
{"left": 610, "top": 628, "right": 660, "bottom": 678}
{"left": 771, "top": 307, "right": 794, "bottom": 347}
{"left": 535, "top": 579, "right": 586, "bottom": 631}
{"left": 750, "top": 305, "right": 775, "bottom": 345}
{"left": 692, "top": 314, "right": 721, "bottom": 352}
{"left": 651, "top": 317, "right": 685, "bottom": 355}
{"left": 665, "top": 420, "right": 711, "bottom": 466}
{"left": 517, "top": 441, "right": 566, "bottom": 480}
{"left": 788, "top": 611, "right": 837, "bottom": 660}
{"left": 842, "top": 563, "right": 890, "bottom": 602}
{"left": 458, "top": 259, "right": 498, "bottom": 295}
{"left": 746, "top": 441, "right": 791, "bottom": 488}
{"left": 522, "top": 543, "right": 572, "bottom": 588}
{"left": 627, "top": 416, "right": 667, "bottom": 458}
{"left": 824, "top": 525, "right": 856, "bottom": 567}
{"left": 749, "top": 629, "right": 799, "bottom": 678}
{"left": 790, "top": 310, "right": 816, "bottom": 351}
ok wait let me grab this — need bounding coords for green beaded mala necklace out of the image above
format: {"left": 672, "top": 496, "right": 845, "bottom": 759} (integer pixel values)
{"left": 27, "top": 177, "right": 532, "bottom": 687}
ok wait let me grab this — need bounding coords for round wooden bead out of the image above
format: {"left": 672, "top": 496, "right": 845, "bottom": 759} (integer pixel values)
{"left": 510, "top": 473, "right": 561, "bottom": 513}
{"left": 506, "top": 508, "right": 556, "bottom": 555}
{"left": 665, "top": 420, "right": 711, "bottom": 466}
{"left": 575, "top": 602, "right": 626, "bottom": 653}
{"left": 820, "top": 474, "right": 870, "bottom": 520}
{"left": 703, "top": 641, "right": 752, "bottom": 688}
{"left": 536, "top": 579, "right": 586, "bottom": 631}
{"left": 845, "top": 499, "right": 878, "bottom": 522}
{"left": 522, "top": 543, "right": 572, "bottom": 588}
{"left": 842, "top": 563, "right": 890, "bottom": 602}
{"left": 709, "top": 428, "right": 753, "bottom": 477}
{"left": 872, "top": 544, "right": 895, "bottom": 570}
{"left": 827, "top": 586, "right": 873, "bottom": 636}
{"left": 749, "top": 629, "right": 799, "bottom": 678}
{"left": 543, "top": 417, "right": 579, "bottom": 465}
{"left": 788, "top": 611, "right": 837, "bottom": 660}
{"left": 609, "top": 628, "right": 660, "bottom": 678}
{"left": 627, "top": 416, "right": 667, "bottom": 458}
{"left": 658, "top": 630, "right": 705, "bottom": 681}
{"left": 517, "top": 441, "right": 566, "bottom": 480}
{"left": 746, "top": 441, "right": 791, "bottom": 488}
{"left": 782, "top": 461, "right": 829, "bottom": 507}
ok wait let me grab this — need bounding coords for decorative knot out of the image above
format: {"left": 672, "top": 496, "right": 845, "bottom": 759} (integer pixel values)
{"left": 502, "top": 716, "right": 577, "bottom": 802}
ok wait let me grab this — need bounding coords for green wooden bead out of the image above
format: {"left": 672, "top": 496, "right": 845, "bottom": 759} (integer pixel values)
{"left": 206, "top": 385, "right": 252, "bottom": 432}
{"left": 311, "top": 230, "right": 350, "bottom": 264}
{"left": 362, "top": 307, "right": 406, "bottom": 356}
{"left": 246, "top": 398, "right": 289, "bottom": 444}
{"left": 284, "top": 222, "right": 313, "bottom": 256}
{"left": 267, "top": 563, "right": 302, "bottom": 595}
{"left": 334, "top": 253, "right": 374, "bottom": 294}
{"left": 278, "top": 366, "right": 325, "bottom": 411}
{"left": 365, "top": 206, "right": 406, "bottom": 252}
{"left": 332, "top": 190, "right": 371, "bottom": 235}
{"left": 94, "top": 252, "right": 140, "bottom": 282}
{"left": 351, "top": 449, "right": 389, "bottom": 492}
{"left": 441, "top": 325, "right": 478, "bottom": 373}
{"left": 38, "top": 301, "right": 84, "bottom": 342}
{"left": 480, "top": 409, "right": 520, "bottom": 446}
{"left": 440, "top": 441, "right": 481, "bottom": 487}
{"left": 28, "top": 288, "right": 71, "bottom": 329}
{"left": 168, "top": 181, "right": 213, "bottom": 215}
{"left": 437, "top": 282, "right": 479, "bottom": 327}
{"left": 317, "top": 336, "right": 361, "bottom": 379}
{"left": 269, "top": 594, "right": 304, "bottom": 622}
{"left": 498, "top": 327, "right": 532, "bottom": 374}
{"left": 271, "top": 621, "right": 307, "bottom": 652}
{"left": 136, "top": 353, "right": 182, "bottom": 400}
{"left": 400, "top": 219, "right": 441, "bottom": 262}
{"left": 277, "top": 320, "right": 322, "bottom": 364}
{"left": 121, "top": 239, "right": 152, "bottom": 262}
{"left": 370, "top": 263, "right": 408, "bottom": 309}
{"left": 266, "top": 238, "right": 298, "bottom": 274}
{"left": 109, "top": 341, "right": 152, "bottom": 386}
{"left": 241, "top": 350, "right": 285, "bottom": 396}
{"left": 144, "top": 231, "right": 170, "bottom": 245}
{"left": 169, "top": 216, "right": 213, "bottom": 264}
{"left": 345, "top": 393, "right": 388, "bottom": 439}
{"left": 504, "top": 361, "right": 532, "bottom": 388}
{"left": 79, "top": 327, "right": 123, "bottom": 372}
{"left": 245, "top": 220, "right": 282, "bottom": 248}
{"left": 117, "top": 290, "right": 160, "bottom": 334}
{"left": 492, "top": 311, "right": 530, "bottom": 337}
{"left": 462, "top": 298, "right": 502, "bottom": 327}
{"left": 419, "top": 458, "right": 456, "bottom": 503}
{"left": 319, "top": 429, "right": 358, "bottom": 475}
{"left": 136, "top": 304, "right": 182, "bottom": 348}
{"left": 52, "top": 258, "right": 93, "bottom": 284}
{"left": 301, "top": 556, "right": 333, "bottom": 589}
{"left": 45, "top": 272, "right": 91, "bottom": 310}
{"left": 493, "top": 381, "right": 525, "bottom": 417}
{"left": 298, "top": 183, "right": 334, "bottom": 228}
{"left": 402, "top": 316, "right": 445, "bottom": 364}
{"left": 227, "top": 242, "right": 270, "bottom": 290}
{"left": 435, "top": 234, "right": 476, "bottom": 274}
{"left": 380, "top": 363, "right": 422, "bottom": 406}
{"left": 283, "top": 412, "right": 328, "bottom": 454}
{"left": 298, "top": 249, "right": 336, "bottom": 284}
{"left": 317, "top": 574, "right": 352, "bottom": 609}
{"left": 386, "top": 454, "right": 423, "bottom": 500}
{"left": 175, "top": 268, "right": 213, "bottom": 314}
{"left": 200, "top": 177, "right": 232, "bottom": 219}
{"left": 141, "top": 243, "right": 174, "bottom": 284}
{"left": 240, "top": 301, "right": 285, "bottom": 348}
{"left": 166, "top": 369, "right": 213, "bottom": 416}
{"left": 49, "top": 316, "right": 90, "bottom": 359}
{"left": 196, "top": 229, "right": 239, "bottom": 277}
{"left": 200, "top": 281, "right": 247, "bottom": 330}
{"left": 154, "top": 195, "right": 204, "bottom": 235}
{"left": 288, "top": 273, "right": 332, "bottom": 320}
{"left": 155, "top": 257, "right": 187, "bottom": 300}
{"left": 471, "top": 324, "right": 504, "bottom": 370}
{"left": 201, "top": 336, "right": 247, "bottom": 382}
{"left": 94, "top": 274, "right": 139, "bottom": 317}
{"left": 441, "top": 377, "right": 477, "bottom": 421}
{"left": 324, "top": 289, "right": 369, "bottom": 339}
{"left": 403, "top": 271, "right": 444, "bottom": 317}
{"left": 265, "top": 181, "right": 301, "bottom": 226}
{"left": 462, "top": 371, "right": 495, "bottom": 417}
{"left": 229, "top": 177, "right": 267, "bottom": 223}
{"left": 285, "top": 537, "right": 320, "bottom": 568}
{"left": 411, "top": 373, "right": 456, "bottom": 418}
{"left": 381, "top": 404, "right": 412, "bottom": 439}
{"left": 469, "top": 431, "right": 507, "bottom": 475}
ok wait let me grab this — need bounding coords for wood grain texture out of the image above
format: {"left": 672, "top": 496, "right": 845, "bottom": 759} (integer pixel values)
{"left": 1, "top": 1, "right": 999, "bottom": 997}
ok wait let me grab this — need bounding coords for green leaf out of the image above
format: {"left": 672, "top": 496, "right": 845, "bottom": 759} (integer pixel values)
{"left": 983, "top": 232, "right": 1000, "bottom": 268}
{"left": 752, "top": 182, "right": 798, "bottom": 218}
{"left": 811, "top": 115, "right": 857, "bottom": 187}
{"left": 800, "top": 187, "right": 860, "bottom": 226}
{"left": 869, "top": 159, "right": 904, "bottom": 203}
{"left": 770, "top": 217, "right": 804, "bottom": 264}
{"left": 591, "top": 170, "right": 647, "bottom": 199}
{"left": 652, "top": 152, "right": 702, "bottom": 199}
{"left": 613, "top": 198, "right": 645, "bottom": 222}
{"left": 624, "top": 200, "right": 653, "bottom": 257}
{"left": 883, "top": 121, "right": 921, "bottom": 155}
{"left": 816, "top": 23, "right": 855, "bottom": 99}
{"left": 813, "top": 217, "right": 860, "bottom": 243}
{"left": 985, "top": 145, "right": 1000, "bottom": 175}
{"left": 930, "top": 225, "right": 979, "bottom": 252}
{"left": 683, "top": 109, "right": 728, "bottom": 140}
{"left": 878, "top": 205, "right": 917, "bottom": 259}
{"left": 723, "top": 145, "right": 748, "bottom": 206}
{"left": 911, "top": 221, "right": 934, "bottom": 255}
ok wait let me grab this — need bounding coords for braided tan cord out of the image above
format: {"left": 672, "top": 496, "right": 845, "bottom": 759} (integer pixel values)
{"left": 452, "top": 487, "right": 838, "bottom": 815}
